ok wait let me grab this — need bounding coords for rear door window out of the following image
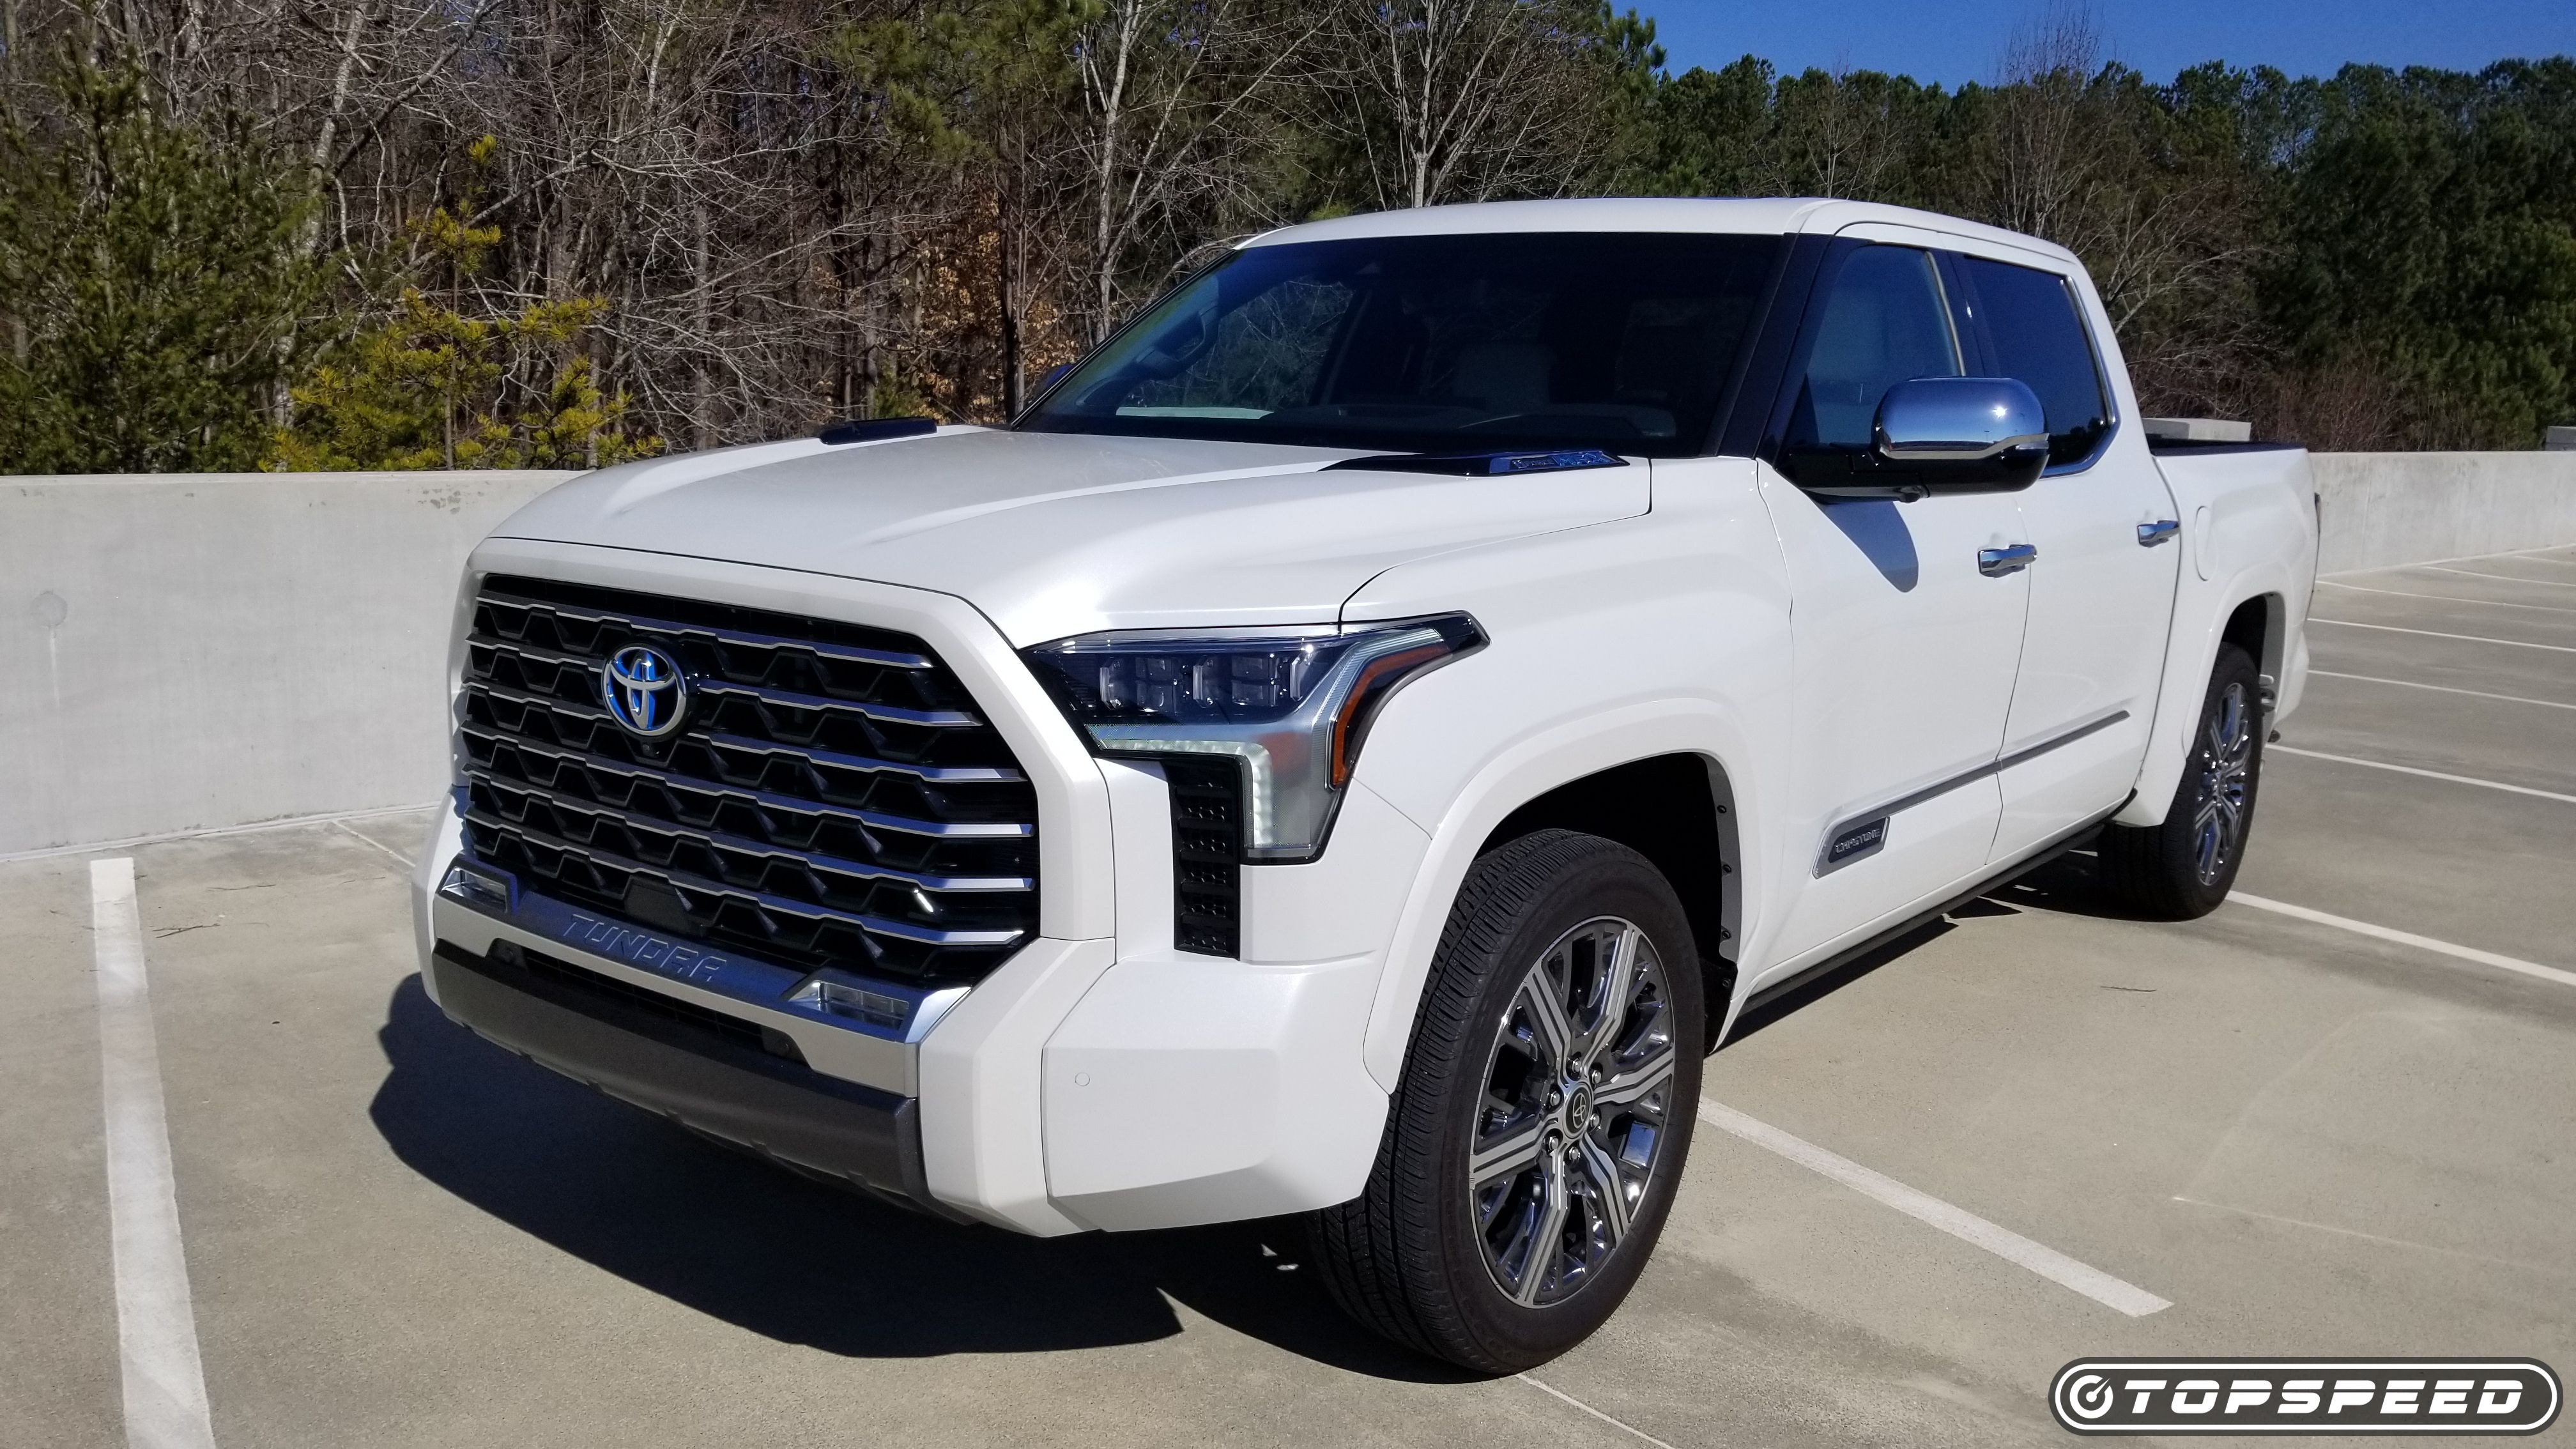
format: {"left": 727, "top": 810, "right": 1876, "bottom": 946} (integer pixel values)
{"left": 1952, "top": 256, "right": 2112, "bottom": 467}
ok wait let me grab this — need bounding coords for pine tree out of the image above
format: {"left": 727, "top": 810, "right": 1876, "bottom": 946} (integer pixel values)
{"left": 273, "top": 142, "right": 661, "bottom": 471}
{"left": 0, "top": 50, "right": 331, "bottom": 473}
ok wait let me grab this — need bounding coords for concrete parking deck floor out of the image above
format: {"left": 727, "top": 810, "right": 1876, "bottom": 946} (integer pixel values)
{"left": 8, "top": 546, "right": 2575, "bottom": 1448}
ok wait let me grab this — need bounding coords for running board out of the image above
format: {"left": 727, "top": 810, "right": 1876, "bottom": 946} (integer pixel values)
{"left": 1733, "top": 797, "right": 2131, "bottom": 1027}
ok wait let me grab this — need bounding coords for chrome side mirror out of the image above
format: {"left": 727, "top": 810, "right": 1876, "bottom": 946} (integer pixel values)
{"left": 1873, "top": 377, "right": 2050, "bottom": 489}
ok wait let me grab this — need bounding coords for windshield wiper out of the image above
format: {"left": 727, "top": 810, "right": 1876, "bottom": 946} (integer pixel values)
{"left": 1321, "top": 448, "right": 1628, "bottom": 477}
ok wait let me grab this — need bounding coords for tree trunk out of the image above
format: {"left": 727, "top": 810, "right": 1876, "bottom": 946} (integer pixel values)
{"left": 1001, "top": 175, "right": 1026, "bottom": 417}
{"left": 689, "top": 192, "right": 712, "bottom": 448}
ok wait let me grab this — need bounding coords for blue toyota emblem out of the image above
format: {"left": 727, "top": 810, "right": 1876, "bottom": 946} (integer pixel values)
{"left": 601, "top": 643, "right": 688, "bottom": 739}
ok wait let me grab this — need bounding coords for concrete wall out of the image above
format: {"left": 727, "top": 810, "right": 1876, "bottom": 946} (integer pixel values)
{"left": 3, "top": 471, "right": 571, "bottom": 856}
{"left": 2312, "top": 452, "right": 2576, "bottom": 574}
{"left": 5, "top": 452, "right": 2575, "bottom": 855}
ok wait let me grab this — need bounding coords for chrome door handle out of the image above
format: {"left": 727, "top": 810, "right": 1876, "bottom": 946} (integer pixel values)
{"left": 2137, "top": 519, "right": 2181, "bottom": 546}
{"left": 1977, "top": 543, "right": 2037, "bottom": 576}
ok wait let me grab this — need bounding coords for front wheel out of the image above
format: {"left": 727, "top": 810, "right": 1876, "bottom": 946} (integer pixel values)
{"left": 1308, "top": 829, "right": 1703, "bottom": 1372}
{"left": 2098, "top": 643, "right": 2264, "bottom": 918}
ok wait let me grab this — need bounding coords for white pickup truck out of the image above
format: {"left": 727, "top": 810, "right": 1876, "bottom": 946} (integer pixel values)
{"left": 414, "top": 197, "right": 2315, "bottom": 1371}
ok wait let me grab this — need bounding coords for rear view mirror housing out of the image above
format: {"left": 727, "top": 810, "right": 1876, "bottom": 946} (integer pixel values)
{"left": 1783, "top": 376, "right": 2051, "bottom": 498}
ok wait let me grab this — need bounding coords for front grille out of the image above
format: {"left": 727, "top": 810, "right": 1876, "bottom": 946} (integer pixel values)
{"left": 457, "top": 574, "right": 1039, "bottom": 988}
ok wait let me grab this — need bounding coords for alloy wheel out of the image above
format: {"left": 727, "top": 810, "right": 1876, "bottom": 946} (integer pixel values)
{"left": 2191, "top": 680, "right": 2255, "bottom": 885}
{"left": 1468, "top": 917, "right": 1678, "bottom": 1308}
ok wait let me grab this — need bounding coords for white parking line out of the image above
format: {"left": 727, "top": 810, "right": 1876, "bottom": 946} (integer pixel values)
{"left": 1695, "top": 1100, "right": 2171, "bottom": 1317}
{"left": 2308, "top": 618, "right": 2576, "bottom": 654}
{"left": 2268, "top": 745, "right": 2576, "bottom": 805}
{"left": 91, "top": 858, "right": 220, "bottom": 1449}
{"left": 2423, "top": 565, "right": 2576, "bottom": 590}
{"left": 2319, "top": 579, "right": 2576, "bottom": 614}
{"left": 2230, "top": 893, "right": 2576, "bottom": 991}
{"left": 2306, "top": 670, "right": 2576, "bottom": 712}
{"left": 0, "top": 802, "right": 433, "bottom": 867}
{"left": 1517, "top": 1375, "right": 1682, "bottom": 1449}
{"left": 332, "top": 818, "right": 417, "bottom": 871}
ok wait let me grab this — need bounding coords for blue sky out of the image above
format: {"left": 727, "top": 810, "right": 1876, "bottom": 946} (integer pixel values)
{"left": 1644, "top": 0, "right": 2575, "bottom": 88}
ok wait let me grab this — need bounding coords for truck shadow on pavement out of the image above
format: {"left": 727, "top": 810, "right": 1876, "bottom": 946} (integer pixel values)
{"left": 1977, "top": 848, "right": 2155, "bottom": 922}
{"left": 1721, "top": 851, "right": 2133, "bottom": 1046}
{"left": 367, "top": 975, "right": 1478, "bottom": 1381}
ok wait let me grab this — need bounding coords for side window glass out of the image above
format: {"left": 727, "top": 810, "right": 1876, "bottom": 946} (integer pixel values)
{"left": 1956, "top": 256, "right": 2112, "bottom": 466}
{"left": 1784, "top": 246, "right": 1960, "bottom": 452}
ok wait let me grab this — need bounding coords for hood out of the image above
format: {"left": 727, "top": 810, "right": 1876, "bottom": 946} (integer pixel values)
{"left": 491, "top": 427, "right": 1650, "bottom": 644}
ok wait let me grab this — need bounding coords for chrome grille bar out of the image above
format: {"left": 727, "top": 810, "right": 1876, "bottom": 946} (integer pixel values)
{"left": 703, "top": 730, "right": 1021, "bottom": 785}
{"left": 459, "top": 717, "right": 1033, "bottom": 838}
{"left": 472, "top": 639, "right": 983, "bottom": 728}
{"left": 464, "top": 809, "right": 1026, "bottom": 947}
{"left": 468, "top": 767, "right": 1033, "bottom": 891}
{"left": 456, "top": 678, "right": 1020, "bottom": 783}
{"left": 482, "top": 589, "right": 938, "bottom": 670}
{"left": 687, "top": 674, "right": 981, "bottom": 728}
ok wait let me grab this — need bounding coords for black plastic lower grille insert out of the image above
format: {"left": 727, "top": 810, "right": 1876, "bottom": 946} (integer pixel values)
{"left": 494, "top": 938, "right": 805, "bottom": 1064}
{"left": 1163, "top": 756, "right": 1242, "bottom": 957}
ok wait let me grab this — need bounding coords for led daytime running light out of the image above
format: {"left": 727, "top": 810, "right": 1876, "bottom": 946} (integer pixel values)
{"left": 1022, "top": 615, "right": 1482, "bottom": 861}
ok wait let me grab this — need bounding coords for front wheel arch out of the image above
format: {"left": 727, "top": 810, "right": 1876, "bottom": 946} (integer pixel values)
{"left": 1478, "top": 753, "right": 1741, "bottom": 1049}
{"left": 1355, "top": 705, "right": 1765, "bottom": 1091}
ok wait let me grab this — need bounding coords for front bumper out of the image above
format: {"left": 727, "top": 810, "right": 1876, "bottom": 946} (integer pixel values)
{"left": 428, "top": 937, "right": 962, "bottom": 1216}
{"left": 416, "top": 778, "right": 1420, "bottom": 1239}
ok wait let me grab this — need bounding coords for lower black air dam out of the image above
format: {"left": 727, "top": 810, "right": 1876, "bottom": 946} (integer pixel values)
{"left": 428, "top": 939, "right": 963, "bottom": 1219}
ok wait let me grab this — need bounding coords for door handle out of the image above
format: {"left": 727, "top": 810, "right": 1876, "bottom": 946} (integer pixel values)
{"left": 1977, "top": 543, "right": 2037, "bottom": 576}
{"left": 2137, "top": 519, "right": 2181, "bottom": 546}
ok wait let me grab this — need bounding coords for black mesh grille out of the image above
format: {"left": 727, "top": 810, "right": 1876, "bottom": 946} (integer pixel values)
{"left": 457, "top": 574, "right": 1038, "bottom": 988}
{"left": 1164, "top": 756, "right": 1241, "bottom": 957}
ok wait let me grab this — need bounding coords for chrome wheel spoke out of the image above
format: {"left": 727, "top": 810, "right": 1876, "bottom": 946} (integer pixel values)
{"left": 1583, "top": 924, "right": 1646, "bottom": 1064}
{"left": 1594, "top": 1040, "right": 1675, "bottom": 1110}
{"left": 2209, "top": 686, "right": 2247, "bottom": 759}
{"left": 1511, "top": 1158, "right": 1571, "bottom": 1307}
{"left": 1517, "top": 972, "right": 1575, "bottom": 1071}
{"left": 1470, "top": 1117, "right": 1545, "bottom": 1188}
{"left": 1574, "top": 1132, "right": 1632, "bottom": 1243}
{"left": 2192, "top": 792, "right": 2225, "bottom": 835}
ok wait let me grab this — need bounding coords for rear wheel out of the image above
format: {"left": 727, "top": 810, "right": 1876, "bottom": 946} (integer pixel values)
{"left": 1309, "top": 830, "right": 1703, "bottom": 1372}
{"left": 2098, "top": 643, "right": 2264, "bottom": 919}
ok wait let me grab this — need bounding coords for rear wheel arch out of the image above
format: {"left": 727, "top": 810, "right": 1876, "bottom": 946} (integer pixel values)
{"left": 2100, "top": 641, "right": 2265, "bottom": 918}
{"left": 2222, "top": 592, "right": 2283, "bottom": 710}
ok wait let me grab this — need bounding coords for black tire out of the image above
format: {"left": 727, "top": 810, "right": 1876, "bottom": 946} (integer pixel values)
{"left": 2098, "top": 643, "right": 2264, "bottom": 919}
{"left": 1308, "top": 829, "right": 1704, "bottom": 1373}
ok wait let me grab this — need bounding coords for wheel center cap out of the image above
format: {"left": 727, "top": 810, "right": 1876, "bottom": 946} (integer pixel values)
{"left": 1563, "top": 1083, "right": 1594, "bottom": 1131}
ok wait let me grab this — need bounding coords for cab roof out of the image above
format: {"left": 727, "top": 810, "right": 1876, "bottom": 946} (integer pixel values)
{"left": 1243, "top": 197, "right": 2079, "bottom": 268}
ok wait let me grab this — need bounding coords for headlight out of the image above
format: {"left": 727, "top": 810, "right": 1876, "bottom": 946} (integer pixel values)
{"left": 1022, "top": 615, "right": 1484, "bottom": 861}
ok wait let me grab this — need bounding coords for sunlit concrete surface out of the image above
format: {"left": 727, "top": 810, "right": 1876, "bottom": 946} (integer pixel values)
{"left": 5, "top": 547, "right": 2573, "bottom": 1447}
{"left": 2311, "top": 452, "right": 2576, "bottom": 572}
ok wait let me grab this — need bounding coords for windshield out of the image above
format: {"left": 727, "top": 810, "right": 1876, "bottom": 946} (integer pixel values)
{"left": 1018, "top": 231, "right": 1784, "bottom": 457}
